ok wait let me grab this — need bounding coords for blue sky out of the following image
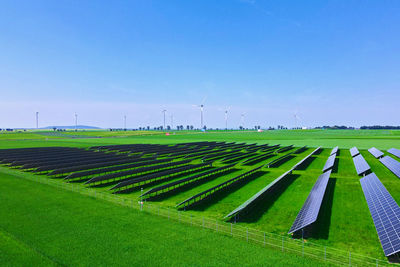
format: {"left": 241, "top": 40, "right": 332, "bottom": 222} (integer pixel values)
{"left": 1, "top": 0, "right": 399, "bottom": 128}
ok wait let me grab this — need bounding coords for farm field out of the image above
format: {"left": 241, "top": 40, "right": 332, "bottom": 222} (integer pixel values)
{"left": 0, "top": 171, "right": 327, "bottom": 266}
{"left": 1, "top": 129, "right": 400, "bottom": 149}
{"left": 1, "top": 130, "right": 400, "bottom": 266}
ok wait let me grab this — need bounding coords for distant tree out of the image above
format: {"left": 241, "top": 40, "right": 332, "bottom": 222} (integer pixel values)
{"left": 167, "top": 125, "right": 171, "bottom": 130}
{"left": 190, "top": 125, "right": 194, "bottom": 130}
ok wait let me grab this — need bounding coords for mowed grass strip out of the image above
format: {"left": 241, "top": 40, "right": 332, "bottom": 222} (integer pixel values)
{"left": 0, "top": 171, "right": 329, "bottom": 267}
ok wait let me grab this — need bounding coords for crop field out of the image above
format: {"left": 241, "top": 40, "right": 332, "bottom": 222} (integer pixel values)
{"left": 1, "top": 129, "right": 400, "bottom": 266}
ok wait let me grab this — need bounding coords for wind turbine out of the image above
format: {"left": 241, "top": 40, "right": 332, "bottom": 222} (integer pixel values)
{"left": 74, "top": 113, "right": 78, "bottom": 131}
{"left": 162, "top": 109, "right": 167, "bottom": 130}
{"left": 241, "top": 113, "right": 246, "bottom": 129}
{"left": 36, "top": 112, "right": 39, "bottom": 129}
{"left": 124, "top": 115, "right": 127, "bottom": 130}
{"left": 193, "top": 96, "right": 207, "bottom": 129}
{"left": 170, "top": 114, "right": 174, "bottom": 129}
{"left": 293, "top": 111, "right": 301, "bottom": 129}
{"left": 219, "top": 107, "right": 231, "bottom": 130}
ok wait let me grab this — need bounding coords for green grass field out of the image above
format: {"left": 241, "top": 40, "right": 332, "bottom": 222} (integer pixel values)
{"left": 1, "top": 129, "right": 400, "bottom": 266}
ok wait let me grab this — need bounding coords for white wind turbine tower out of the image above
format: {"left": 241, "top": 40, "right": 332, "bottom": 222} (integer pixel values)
{"left": 162, "top": 109, "right": 167, "bottom": 130}
{"left": 293, "top": 110, "right": 301, "bottom": 129}
{"left": 241, "top": 113, "right": 246, "bottom": 129}
{"left": 193, "top": 96, "right": 207, "bottom": 129}
{"left": 74, "top": 113, "right": 78, "bottom": 131}
{"left": 219, "top": 106, "right": 231, "bottom": 130}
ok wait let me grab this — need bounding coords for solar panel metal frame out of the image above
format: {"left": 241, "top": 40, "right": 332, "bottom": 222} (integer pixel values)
{"left": 288, "top": 170, "right": 331, "bottom": 234}
{"left": 360, "top": 173, "right": 400, "bottom": 257}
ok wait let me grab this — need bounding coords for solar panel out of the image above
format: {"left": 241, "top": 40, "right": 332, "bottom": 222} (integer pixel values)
{"left": 288, "top": 170, "right": 331, "bottom": 234}
{"left": 380, "top": 156, "right": 400, "bottom": 179}
{"left": 360, "top": 173, "right": 400, "bottom": 257}
{"left": 388, "top": 148, "right": 400, "bottom": 159}
{"left": 330, "top": 146, "right": 339, "bottom": 156}
{"left": 322, "top": 154, "right": 336, "bottom": 172}
{"left": 368, "top": 147, "right": 384, "bottom": 159}
{"left": 350, "top": 147, "right": 360, "bottom": 157}
{"left": 353, "top": 154, "right": 371, "bottom": 176}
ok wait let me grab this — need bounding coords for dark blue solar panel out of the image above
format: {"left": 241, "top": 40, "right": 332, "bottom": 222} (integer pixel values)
{"left": 330, "top": 146, "right": 338, "bottom": 156}
{"left": 350, "top": 147, "right": 360, "bottom": 157}
{"left": 380, "top": 156, "right": 400, "bottom": 179}
{"left": 368, "top": 147, "right": 384, "bottom": 159}
{"left": 353, "top": 154, "right": 370, "bottom": 176}
{"left": 360, "top": 173, "right": 400, "bottom": 257}
{"left": 288, "top": 170, "right": 331, "bottom": 234}
{"left": 388, "top": 148, "right": 400, "bottom": 159}
{"left": 322, "top": 154, "right": 336, "bottom": 172}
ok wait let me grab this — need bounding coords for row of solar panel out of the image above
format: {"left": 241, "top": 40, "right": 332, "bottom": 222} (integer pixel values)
{"left": 360, "top": 173, "right": 400, "bottom": 257}
{"left": 288, "top": 147, "right": 337, "bottom": 234}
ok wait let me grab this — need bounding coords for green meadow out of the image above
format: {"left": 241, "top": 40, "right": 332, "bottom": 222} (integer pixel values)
{"left": 1, "top": 129, "right": 400, "bottom": 266}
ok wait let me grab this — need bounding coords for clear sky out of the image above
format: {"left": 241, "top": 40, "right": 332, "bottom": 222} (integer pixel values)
{"left": 1, "top": 0, "right": 399, "bottom": 129}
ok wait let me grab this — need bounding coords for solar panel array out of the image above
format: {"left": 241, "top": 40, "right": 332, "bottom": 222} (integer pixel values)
{"left": 330, "top": 146, "right": 339, "bottom": 156}
{"left": 388, "top": 148, "right": 400, "bottom": 159}
{"left": 368, "top": 147, "right": 384, "bottom": 159}
{"left": 353, "top": 154, "right": 371, "bottom": 176}
{"left": 350, "top": 147, "right": 360, "bottom": 157}
{"left": 288, "top": 170, "right": 331, "bottom": 234}
{"left": 380, "top": 156, "right": 400, "bottom": 179}
{"left": 360, "top": 173, "right": 400, "bottom": 257}
{"left": 225, "top": 147, "right": 322, "bottom": 219}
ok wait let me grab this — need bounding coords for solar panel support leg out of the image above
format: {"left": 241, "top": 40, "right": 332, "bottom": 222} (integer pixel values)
{"left": 349, "top": 251, "right": 351, "bottom": 266}
{"left": 263, "top": 232, "right": 265, "bottom": 246}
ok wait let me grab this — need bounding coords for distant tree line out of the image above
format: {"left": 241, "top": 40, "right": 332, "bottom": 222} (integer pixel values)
{"left": 314, "top": 125, "right": 355, "bottom": 130}
{"left": 360, "top": 125, "right": 400, "bottom": 130}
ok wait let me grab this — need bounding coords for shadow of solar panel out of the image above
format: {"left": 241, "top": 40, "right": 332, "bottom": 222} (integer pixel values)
{"left": 360, "top": 173, "right": 400, "bottom": 257}
{"left": 288, "top": 170, "right": 331, "bottom": 234}
{"left": 350, "top": 147, "right": 360, "bottom": 157}
{"left": 388, "top": 148, "right": 400, "bottom": 159}
{"left": 380, "top": 156, "right": 400, "bottom": 178}
{"left": 323, "top": 154, "right": 336, "bottom": 172}
{"left": 353, "top": 154, "right": 370, "bottom": 176}
{"left": 368, "top": 147, "right": 384, "bottom": 159}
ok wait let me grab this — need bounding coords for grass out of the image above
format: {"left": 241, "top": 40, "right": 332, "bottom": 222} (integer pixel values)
{"left": 0, "top": 171, "right": 328, "bottom": 266}
{"left": 1, "top": 129, "right": 400, "bottom": 265}
{"left": 2, "top": 128, "right": 400, "bottom": 149}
